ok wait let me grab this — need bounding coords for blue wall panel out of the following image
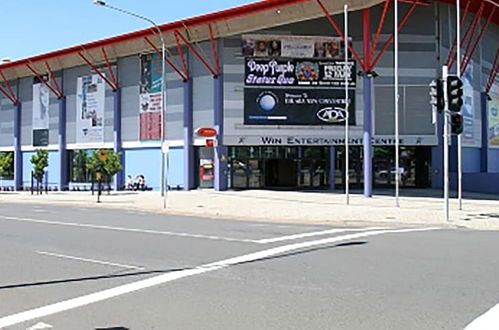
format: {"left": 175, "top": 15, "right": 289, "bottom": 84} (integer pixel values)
{"left": 167, "top": 147, "right": 184, "bottom": 188}
{"left": 124, "top": 147, "right": 185, "bottom": 190}
{"left": 0, "top": 180, "right": 15, "bottom": 188}
{"left": 48, "top": 151, "right": 61, "bottom": 187}
{"left": 488, "top": 149, "right": 499, "bottom": 173}
{"left": 22, "top": 151, "right": 34, "bottom": 187}
{"left": 22, "top": 151, "right": 60, "bottom": 188}
{"left": 451, "top": 173, "right": 499, "bottom": 194}
{"left": 462, "top": 147, "right": 481, "bottom": 173}
{"left": 124, "top": 148, "right": 161, "bottom": 190}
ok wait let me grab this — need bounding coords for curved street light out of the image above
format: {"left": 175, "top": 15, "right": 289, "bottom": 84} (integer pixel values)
{"left": 93, "top": 1, "right": 168, "bottom": 208}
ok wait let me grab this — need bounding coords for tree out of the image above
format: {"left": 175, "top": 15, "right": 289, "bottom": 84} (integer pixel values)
{"left": 0, "top": 152, "right": 14, "bottom": 178}
{"left": 72, "top": 150, "right": 89, "bottom": 182}
{"left": 0, "top": 152, "right": 14, "bottom": 188}
{"left": 30, "top": 149, "right": 49, "bottom": 194}
{"left": 86, "top": 149, "right": 123, "bottom": 193}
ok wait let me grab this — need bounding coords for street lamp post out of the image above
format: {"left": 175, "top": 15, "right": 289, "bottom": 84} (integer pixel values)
{"left": 93, "top": 1, "right": 168, "bottom": 208}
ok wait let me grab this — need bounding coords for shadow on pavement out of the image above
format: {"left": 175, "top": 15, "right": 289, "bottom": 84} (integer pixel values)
{"left": 0, "top": 241, "right": 367, "bottom": 291}
{"left": 0, "top": 268, "right": 186, "bottom": 290}
{"left": 233, "top": 241, "right": 368, "bottom": 267}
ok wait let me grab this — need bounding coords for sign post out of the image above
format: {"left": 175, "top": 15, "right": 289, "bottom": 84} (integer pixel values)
{"left": 344, "top": 4, "right": 350, "bottom": 205}
{"left": 394, "top": 0, "right": 400, "bottom": 207}
{"left": 162, "top": 142, "right": 170, "bottom": 209}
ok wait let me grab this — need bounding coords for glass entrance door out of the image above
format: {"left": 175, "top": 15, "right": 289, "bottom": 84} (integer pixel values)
{"left": 373, "top": 146, "right": 431, "bottom": 189}
{"left": 335, "top": 147, "right": 363, "bottom": 189}
{"left": 228, "top": 146, "right": 330, "bottom": 190}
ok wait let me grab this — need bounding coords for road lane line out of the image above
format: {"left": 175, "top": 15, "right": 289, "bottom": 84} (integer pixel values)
{"left": 36, "top": 251, "right": 145, "bottom": 271}
{"left": 465, "top": 301, "right": 499, "bottom": 330}
{"left": 0, "top": 227, "right": 439, "bottom": 328}
{"left": 0, "top": 215, "right": 259, "bottom": 244}
{"left": 255, "top": 227, "right": 387, "bottom": 244}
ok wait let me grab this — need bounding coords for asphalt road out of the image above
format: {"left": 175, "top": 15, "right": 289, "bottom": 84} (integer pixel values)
{"left": 0, "top": 203, "right": 498, "bottom": 330}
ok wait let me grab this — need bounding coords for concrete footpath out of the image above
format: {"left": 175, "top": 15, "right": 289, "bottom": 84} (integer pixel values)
{"left": 0, "top": 189, "right": 498, "bottom": 230}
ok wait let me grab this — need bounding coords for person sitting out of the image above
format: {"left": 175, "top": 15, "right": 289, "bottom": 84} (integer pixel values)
{"left": 126, "top": 175, "right": 134, "bottom": 190}
{"left": 138, "top": 175, "right": 146, "bottom": 191}
{"left": 133, "top": 175, "right": 141, "bottom": 191}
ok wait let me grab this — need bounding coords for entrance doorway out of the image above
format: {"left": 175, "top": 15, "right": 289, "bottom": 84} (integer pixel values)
{"left": 334, "top": 146, "right": 432, "bottom": 190}
{"left": 265, "top": 159, "right": 297, "bottom": 188}
{"left": 228, "top": 146, "right": 329, "bottom": 190}
{"left": 373, "top": 146, "right": 431, "bottom": 188}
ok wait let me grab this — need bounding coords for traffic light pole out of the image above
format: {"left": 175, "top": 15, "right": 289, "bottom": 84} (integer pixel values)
{"left": 442, "top": 65, "right": 450, "bottom": 223}
{"left": 456, "top": 0, "right": 463, "bottom": 211}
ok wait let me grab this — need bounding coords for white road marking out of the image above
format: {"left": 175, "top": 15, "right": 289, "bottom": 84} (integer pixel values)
{"left": 0, "top": 215, "right": 259, "bottom": 244}
{"left": 0, "top": 227, "right": 439, "bottom": 328}
{"left": 25, "top": 321, "right": 53, "bottom": 330}
{"left": 255, "top": 227, "right": 386, "bottom": 244}
{"left": 36, "top": 251, "right": 145, "bottom": 271}
{"left": 465, "top": 301, "right": 499, "bottom": 330}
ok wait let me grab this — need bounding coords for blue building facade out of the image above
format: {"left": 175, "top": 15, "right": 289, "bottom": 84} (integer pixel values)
{"left": 0, "top": 0, "right": 497, "bottom": 194}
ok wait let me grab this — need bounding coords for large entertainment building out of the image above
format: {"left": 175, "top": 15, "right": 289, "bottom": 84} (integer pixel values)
{"left": 0, "top": 0, "right": 498, "bottom": 195}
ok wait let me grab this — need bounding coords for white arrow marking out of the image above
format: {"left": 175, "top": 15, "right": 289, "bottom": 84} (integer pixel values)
{"left": 26, "top": 321, "right": 53, "bottom": 330}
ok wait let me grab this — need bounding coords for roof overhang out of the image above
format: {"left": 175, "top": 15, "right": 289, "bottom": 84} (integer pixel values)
{"left": 0, "top": 0, "right": 497, "bottom": 81}
{"left": 0, "top": 0, "right": 383, "bottom": 81}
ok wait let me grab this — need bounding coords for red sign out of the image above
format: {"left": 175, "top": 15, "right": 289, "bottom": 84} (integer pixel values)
{"left": 196, "top": 127, "right": 217, "bottom": 137}
{"left": 205, "top": 139, "right": 215, "bottom": 147}
{"left": 140, "top": 112, "right": 162, "bottom": 141}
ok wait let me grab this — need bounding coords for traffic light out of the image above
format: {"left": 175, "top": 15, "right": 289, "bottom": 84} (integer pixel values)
{"left": 447, "top": 76, "right": 463, "bottom": 112}
{"left": 429, "top": 79, "right": 444, "bottom": 113}
{"left": 450, "top": 113, "right": 463, "bottom": 135}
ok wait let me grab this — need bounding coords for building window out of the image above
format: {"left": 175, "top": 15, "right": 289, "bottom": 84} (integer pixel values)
{"left": 0, "top": 151, "right": 14, "bottom": 180}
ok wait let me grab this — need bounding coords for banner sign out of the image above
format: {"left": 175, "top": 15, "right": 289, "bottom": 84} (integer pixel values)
{"left": 225, "top": 135, "right": 437, "bottom": 146}
{"left": 32, "top": 81, "right": 50, "bottom": 147}
{"left": 462, "top": 61, "right": 475, "bottom": 144}
{"left": 488, "top": 84, "right": 499, "bottom": 147}
{"left": 245, "top": 58, "right": 356, "bottom": 88}
{"left": 76, "top": 74, "right": 105, "bottom": 144}
{"left": 244, "top": 88, "right": 355, "bottom": 126}
{"left": 139, "top": 53, "right": 163, "bottom": 141}
{"left": 242, "top": 34, "right": 347, "bottom": 60}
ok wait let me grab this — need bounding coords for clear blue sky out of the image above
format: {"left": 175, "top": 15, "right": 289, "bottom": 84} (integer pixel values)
{"left": 0, "top": 0, "right": 252, "bottom": 61}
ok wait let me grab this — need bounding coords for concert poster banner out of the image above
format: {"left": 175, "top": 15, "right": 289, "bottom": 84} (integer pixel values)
{"left": 32, "top": 79, "right": 50, "bottom": 147}
{"left": 244, "top": 88, "right": 355, "bottom": 126}
{"left": 488, "top": 84, "right": 499, "bottom": 147}
{"left": 76, "top": 74, "right": 105, "bottom": 144}
{"left": 245, "top": 58, "right": 356, "bottom": 88}
{"left": 139, "top": 53, "right": 163, "bottom": 141}
{"left": 242, "top": 34, "right": 349, "bottom": 60}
